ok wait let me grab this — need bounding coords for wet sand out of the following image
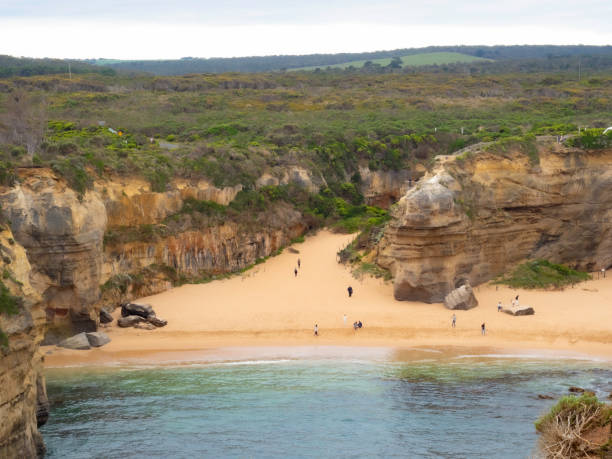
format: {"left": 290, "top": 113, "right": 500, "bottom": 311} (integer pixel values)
{"left": 45, "top": 230, "right": 612, "bottom": 367}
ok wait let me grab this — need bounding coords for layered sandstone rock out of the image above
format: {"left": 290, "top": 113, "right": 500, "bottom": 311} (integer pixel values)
{"left": 0, "top": 169, "right": 107, "bottom": 342}
{"left": 0, "top": 169, "right": 308, "bottom": 343}
{"left": 359, "top": 165, "right": 425, "bottom": 208}
{"left": 0, "top": 228, "right": 47, "bottom": 458}
{"left": 378, "top": 142, "right": 612, "bottom": 302}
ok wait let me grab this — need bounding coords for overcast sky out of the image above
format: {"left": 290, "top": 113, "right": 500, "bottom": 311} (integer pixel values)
{"left": 1, "top": 0, "right": 611, "bottom": 59}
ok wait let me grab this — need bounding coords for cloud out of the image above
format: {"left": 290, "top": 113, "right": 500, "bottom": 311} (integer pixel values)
{"left": 0, "top": 1, "right": 610, "bottom": 58}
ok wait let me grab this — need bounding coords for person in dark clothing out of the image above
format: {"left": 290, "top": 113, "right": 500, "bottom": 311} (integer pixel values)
{"left": 358, "top": 321, "right": 362, "bottom": 329}
{"left": 294, "top": 268, "right": 298, "bottom": 277}
{"left": 481, "top": 323, "right": 486, "bottom": 336}
{"left": 297, "top": 258, "right": 301, "bottom": 268}
{"left": 347, "top": 286, "right": 353, "bottom": 297}
{"left": 353, "top": 321, "right": 359, "bottom": 330}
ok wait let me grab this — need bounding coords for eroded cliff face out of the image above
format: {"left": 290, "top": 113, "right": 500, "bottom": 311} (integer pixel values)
{"left": 0, "top": 170, "right": 309, "bottom": 343}
{"left": 377, "top": 144, "right": 612, "bottom": 302}
{"left": 1, "top": 169, "right": 107, "bottom": 342}
{"left": 0, "top": 228, "right": 47, "bottom": 458}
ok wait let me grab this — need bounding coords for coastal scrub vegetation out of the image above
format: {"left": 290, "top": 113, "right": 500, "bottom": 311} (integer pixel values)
{"left": 494, "top": 260, "right": 591, "bottom": 289}
{"left": 535, "top": 394, "right": 612, "bottom": 458}
{"left": 0, "top": 279, "right": 23, "bottom": 347}
{"left": 1, "top": 68, "right": 612, "bottom": 200}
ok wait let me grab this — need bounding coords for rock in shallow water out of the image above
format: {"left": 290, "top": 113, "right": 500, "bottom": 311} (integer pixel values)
{"left": 57, "top": 332, "right": 91, "bottom": 350}
{"left": 86, "top": 331, "right": 111, "bottom": 347}
{"left": 443, "top": 284, "right": 478, "bottom": 310}
{"left": 134, "top": 322, "right": 156, "bottom": 330}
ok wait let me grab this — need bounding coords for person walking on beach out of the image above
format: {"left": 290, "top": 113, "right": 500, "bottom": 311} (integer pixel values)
{"left": 343, "top": 314, "right": 347, "bottom": 325}
{"left": 347, "top": 286, "right": 353, "bottom": 297}
{"left": 294, "top": 268, "right": 298, "bottom": 277}
{"left": 497, "top": 301, "right": 502, "bottom": 312}
{"left": 297, "top": 258, "right": 301, "bottom": 268}
{"left": 481, "top": 323, "right": 486, "bottom": 336}
{"left": 314, "top": 324, "right": 318, "bottom": 336}
{"left": 451, "top": 314, "right": 456, "bottom": 328}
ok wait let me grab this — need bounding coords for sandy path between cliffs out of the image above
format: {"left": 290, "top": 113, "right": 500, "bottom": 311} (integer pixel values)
{"left": 45, "top": 230, "right": 612, "bottom": 366}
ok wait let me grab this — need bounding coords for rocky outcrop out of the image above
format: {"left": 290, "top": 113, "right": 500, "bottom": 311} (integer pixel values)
{"left": 0, "top": 228, "right": 47, "bottom": 458}
{"left": 0, "top": 169, "right": 307, "bottom": 344}
{"left": 100, "top": 177, "right": 242, "bottom": 227}
{"left": 359, "top": 166, "right": 425, "bottom": 208}
{"left": 0, "top": 168, "right": 107, "bottom": 342}
{"left": 443, "top": 283, "right": 478, "bottom": 310}
{"left": 102, "top": 205, "right": 305, "bottom": 291}
{"left": 378, "top": 143, "right": 612, "bottom": 302}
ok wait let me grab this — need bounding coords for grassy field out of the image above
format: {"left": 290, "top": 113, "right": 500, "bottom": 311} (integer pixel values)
{"left": 290, "top": 52, "right": 492, "bottom": 71}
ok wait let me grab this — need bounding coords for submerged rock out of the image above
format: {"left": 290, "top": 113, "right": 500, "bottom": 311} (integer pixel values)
{"left": 100, "top": 309, "right": 114, "bottom": 324}
{"left": 117, "top": 315, "right": 144, "bottom": 328}
{"left": 443, "top": 284, "right": 478, "bottom": 310}
{"left": 57, "top": 332, "right": 91, "bottom": 350}
{"left": 86, "top": 331, "right": 111, "bottom": 347}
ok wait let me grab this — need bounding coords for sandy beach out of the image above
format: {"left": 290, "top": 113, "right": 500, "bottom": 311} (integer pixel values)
{"left": 45, "top": 230, "right": 612, "bottom": 366}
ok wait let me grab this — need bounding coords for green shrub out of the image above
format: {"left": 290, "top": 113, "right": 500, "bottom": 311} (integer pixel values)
{"left": 495, "top": 260, "right": 590, "bottom": 289}
{"left": 51, "top": 157, "right": 93, "bottom": 198}
{"left": 0, "top": 279, "right": 22, "bottom": 347}
{"left": 180, "top": 197, "right": 227, "bottom": 216}
{"left": 567, "top": 129, "right": 612, "bottom": 149}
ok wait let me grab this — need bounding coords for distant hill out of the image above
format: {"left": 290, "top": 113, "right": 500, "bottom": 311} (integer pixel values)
{"left": 90, "top": 45, "right": 612, "bottom": 75}
{"left": 0, "top": 55, "right": 115, "bottom": 78}
{"left": 289, "top": 52, "right": 492, "bottom": 71}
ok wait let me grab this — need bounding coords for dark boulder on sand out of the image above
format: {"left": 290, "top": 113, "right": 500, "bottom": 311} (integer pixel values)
{"left": 58, "top": 332, "right": 91, "bottom": 350}
{"left": 502, "top": 305, "right": 535, "bottom": 316}
{"left": 86, "top": 331, "right": 111, "bottom": 347}
{"left": 118, "top": 303, "right": 168, "bottom": 328}
{"left": 443, "top": 283, "right": 478, "bottom": 310}
{"left": 100, "top": 309, "right": 114, "bottom": 324}
{"left": 118, "top": 315, "right": 145, "bottom": 328}
{"left": 121, "top": 303, "right": 154, "bottom": 319}
{"left": 147, "top": 316, "right": 167, "bottom": 327}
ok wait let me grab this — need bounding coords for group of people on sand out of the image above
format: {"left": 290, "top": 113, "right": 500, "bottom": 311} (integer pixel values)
{"left": 294, "top": 258, "right": 301, "bottom": 277}
{"left": 451, "top": 294, "right": 523, "bottom": 336}
{"left": 312, "top": 275, "right": 357, "bottom": 336}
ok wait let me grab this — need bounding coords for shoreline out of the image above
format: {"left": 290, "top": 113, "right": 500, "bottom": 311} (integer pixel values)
{"left": 45, "top": 325, "right": 612, "bottom": 368}
{"left": 44, "top": 230, "right": 612, "bottom": 368}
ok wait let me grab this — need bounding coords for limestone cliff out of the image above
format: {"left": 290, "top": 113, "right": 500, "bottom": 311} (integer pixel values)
{"left": 0, "top": 227, "right": 47, "bottom": 458}
{"left": 0, "top": 170, "right": 308, "bottom": 343}
{"left": 1, "top": 169, "right": 107, "bottom": 343}
{"left": 377, "top": 142, "right": 612, "bottom": 302}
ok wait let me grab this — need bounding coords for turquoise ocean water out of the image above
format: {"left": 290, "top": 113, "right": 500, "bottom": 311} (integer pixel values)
{"left": 41, "top": 347, "right": 612, "bottom": 459}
